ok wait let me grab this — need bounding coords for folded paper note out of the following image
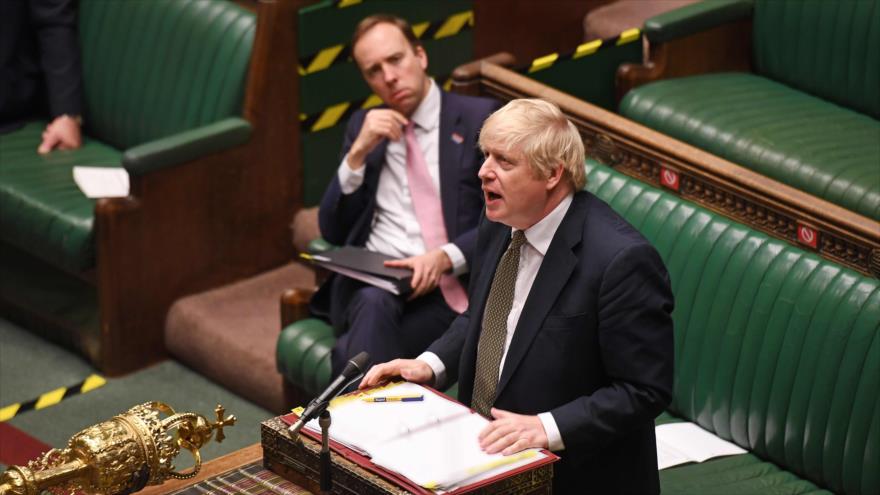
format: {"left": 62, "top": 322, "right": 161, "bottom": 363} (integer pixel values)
{"left": 73, "top": 166, "right": 129, "bottom": 198}
{"left": 655, "top": 422, "right": 747, "bottom": 470}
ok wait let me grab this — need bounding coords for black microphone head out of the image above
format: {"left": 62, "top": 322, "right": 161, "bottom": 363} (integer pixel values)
{"left": 342, "top": 351, "right": 371, "bottom": 378}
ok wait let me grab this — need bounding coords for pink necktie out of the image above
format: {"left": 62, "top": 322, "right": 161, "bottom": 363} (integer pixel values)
{"left": 404, "top": 122, "right": 469, "bottom": 313}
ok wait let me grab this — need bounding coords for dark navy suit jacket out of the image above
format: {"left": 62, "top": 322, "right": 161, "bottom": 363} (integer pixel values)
{"left": 428, "top": 191, "right": 675, "bottom": 494}
{"left": 312, "top": 91, "right": 499, "bottom": 323}
{"left": 0, "top": 0, "right": 83, "bottom": 132}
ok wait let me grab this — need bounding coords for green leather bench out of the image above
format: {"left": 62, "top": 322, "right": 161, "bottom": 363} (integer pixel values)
{"left": 618, "top": 0, "right": 880, "bottom": 222}
{"left": 0, "top": 0, "right": 301, "bottom": 375}
{"left": 278, "top": 160, "right": 878, "bottom": 494}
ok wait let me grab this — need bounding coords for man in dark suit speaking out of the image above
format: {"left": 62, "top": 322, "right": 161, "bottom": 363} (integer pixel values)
{"left": 361, "top": 99, "right": 675, "bottom": 494}
{"left": 313, "top": 14, "right": 498, "bottom": 376}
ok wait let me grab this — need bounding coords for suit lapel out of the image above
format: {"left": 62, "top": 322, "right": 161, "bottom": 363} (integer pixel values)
{"left": 438, "top": 92, "right": 464, "bottom": 238}
{"left": 495, "top": 193, "right": 587, "bottom": 397}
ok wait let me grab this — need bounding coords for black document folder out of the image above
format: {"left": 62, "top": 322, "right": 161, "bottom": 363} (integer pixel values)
{"left": 302, "top": 246, "right": 413, "bottom": 296}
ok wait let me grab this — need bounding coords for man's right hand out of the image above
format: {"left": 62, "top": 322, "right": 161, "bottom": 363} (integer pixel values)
{"left": 359, "top": 359, "right": 434, "bottom": 389}
{"left": 38, "top": 114, "right": 82, "bottom": 154}
{"left": 347, "top": 109, "right": 408, "bottom": 170}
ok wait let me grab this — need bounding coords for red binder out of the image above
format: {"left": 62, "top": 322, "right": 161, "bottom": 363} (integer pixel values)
{"left": 280, "top": 384, "right": 558, "bottom": 494}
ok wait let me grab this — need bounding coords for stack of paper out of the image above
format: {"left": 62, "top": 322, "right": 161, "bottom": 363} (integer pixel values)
{"left": 302, "top": 382, "right": 547, "bottom": 491}
{"left": 655, "top": 422, "right": 747, "bottom": 470}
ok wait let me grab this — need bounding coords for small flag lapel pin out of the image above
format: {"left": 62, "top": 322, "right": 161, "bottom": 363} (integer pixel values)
{"left": 451, "top": 132, "right": 464, "bottom": 144}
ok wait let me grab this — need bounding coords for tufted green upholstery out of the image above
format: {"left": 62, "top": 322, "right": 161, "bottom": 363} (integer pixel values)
{"left": 0, "top": 122, "right": 121, "bottom": 272}
{"left": 278, "top": 160, "right": 879, "bottom": 494}
{"left": 753, "top": 0, "right": 880, "bottom": 119}
{"left": 79, "top": 0, "right": 255, "bottom": 150}
{"left": 620, "top": 73, "right": 880, "bottom": 221}
{"left": 589, "top": 161, "right": 878, "bottom": 495}
{"left": 0, "top": 0, "right": 255, "bottom": 271}
{"left": 621, "top": 0, "right": 880, "bottom": 221}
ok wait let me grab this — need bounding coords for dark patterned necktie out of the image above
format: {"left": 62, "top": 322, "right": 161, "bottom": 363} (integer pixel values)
{"left": 472, "top": 230, "right": 527, "bottom": 416}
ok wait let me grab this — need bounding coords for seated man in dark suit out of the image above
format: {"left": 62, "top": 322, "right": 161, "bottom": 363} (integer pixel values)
{"left": 0, "top": 0, "right": 83, "bottom": 152}
{"left": 313, "top": 14, "right": 499, "bottom": 376}
{"left": 362, "top": 99, "right": 675, "bottom": 494}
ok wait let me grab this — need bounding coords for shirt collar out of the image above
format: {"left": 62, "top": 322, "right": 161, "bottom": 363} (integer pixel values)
{"left": 410, "top": 80, "right": 440, "bottom": 132}
{"left": 516, "top": 193, "right": 574, "bottom": 256}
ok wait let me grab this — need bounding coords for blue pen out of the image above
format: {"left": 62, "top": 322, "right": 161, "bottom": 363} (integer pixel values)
{"left": 362, "top": 394, "right": 424, "bottom": 403}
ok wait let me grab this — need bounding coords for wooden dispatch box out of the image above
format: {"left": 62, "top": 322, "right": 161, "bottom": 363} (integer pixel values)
{"left": 261, "top": 416, "right": 553, "bottom": 494}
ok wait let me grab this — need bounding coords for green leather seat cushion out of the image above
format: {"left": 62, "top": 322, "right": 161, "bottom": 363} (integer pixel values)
{"left": 0, "top": 122, "right": 121, "bottom": 271}
{"left": 619, "top": 72, "right": 880, "bottom": 220}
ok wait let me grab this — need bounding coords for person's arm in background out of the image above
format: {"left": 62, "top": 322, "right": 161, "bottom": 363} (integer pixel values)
{"left": 31, "top": 0, "right": 83, "bottom": 153}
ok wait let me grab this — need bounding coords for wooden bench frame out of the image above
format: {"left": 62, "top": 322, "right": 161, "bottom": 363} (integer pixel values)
{"left": 452, "top": 56, "right": 880, "bottom": 278}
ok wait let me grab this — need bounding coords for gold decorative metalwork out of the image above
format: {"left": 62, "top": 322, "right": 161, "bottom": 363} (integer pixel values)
{"left": 0, "top": 402, "right": 235, "bottom": 495}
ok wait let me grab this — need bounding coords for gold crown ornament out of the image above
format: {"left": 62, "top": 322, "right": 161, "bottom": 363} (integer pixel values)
{"left": 0, "top": 402, "right": 235, "bottom": 495}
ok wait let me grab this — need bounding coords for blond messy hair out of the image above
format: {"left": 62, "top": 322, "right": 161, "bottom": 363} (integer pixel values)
{"left": 479, "top": 98, "right": 586, "bottom": 190}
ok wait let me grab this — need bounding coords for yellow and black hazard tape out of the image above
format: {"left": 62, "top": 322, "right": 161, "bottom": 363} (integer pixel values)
{"left": 524, "top": 28, "right": 641, "bottom": 74}
{"left": 0, "top": 374, "right": 106, "bottom": 422}
{"left": 301, "top": 93, "right": 384, "bottom": 133}
{"left": 299, "top": 10, "right": 474, "bottom": 75}
{"left": 332, "top": 0, "right": 363, "bottom": 8}
{"left": 300, "top": 77, "right": 453, "bottom": 133}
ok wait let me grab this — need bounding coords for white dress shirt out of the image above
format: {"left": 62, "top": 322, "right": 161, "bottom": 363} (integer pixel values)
{"left": 335, "top": 81, "right": 466, "bottom": 275}
{"left": 420, "top": 193, "right": 575, "bottom": 452}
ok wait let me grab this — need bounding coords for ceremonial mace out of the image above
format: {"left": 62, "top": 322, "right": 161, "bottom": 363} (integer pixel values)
{"left": 0, "top": 402, "right": 235, "bottom": 495}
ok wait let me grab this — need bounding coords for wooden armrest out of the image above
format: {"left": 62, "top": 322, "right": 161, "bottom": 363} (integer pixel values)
{"left": 280, "top": 287, "right": 315, "bottom": 328}
{"left": 616, "top": 17, "right": 751, "bottom": 101}
{"left": 452, "top": 52, "right": 517, "bottom": 96}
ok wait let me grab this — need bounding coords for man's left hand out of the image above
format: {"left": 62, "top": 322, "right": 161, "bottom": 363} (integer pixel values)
{"left": 478, "top": 408, "right": 548, "bottom": 455}
{"left": 38, "top": 115, "right": 82, "bottom": 154}
{"left": 384, "top": 248, "right": 452, "bottom": 299}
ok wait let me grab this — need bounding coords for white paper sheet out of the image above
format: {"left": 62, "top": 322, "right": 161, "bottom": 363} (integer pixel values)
{"left": 73, "top": 166, "right": 129, "bottom": 198}
{"left": 655, "top": 422, "right": 747, "bottom": 470}
{"left": 303, "top": 382, "right": 546, "bottom": 491}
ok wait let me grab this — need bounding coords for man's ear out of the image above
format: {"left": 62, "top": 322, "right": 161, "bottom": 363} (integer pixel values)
{"left": 415, "top": 45, "right": 428, "bottom": 70}
{"left": 545, "top": 163, "right": 565, "bottom": 190}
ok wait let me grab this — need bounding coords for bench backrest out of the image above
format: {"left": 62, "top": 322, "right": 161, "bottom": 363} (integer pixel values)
{"left": 753, "top": 0, "right": 880, "bottom": 118}
{"left": 586, "top": 160, "right": 879, "bottom": 495}
{"left": 79, "top": 0, "right": 256, "bottom": 150}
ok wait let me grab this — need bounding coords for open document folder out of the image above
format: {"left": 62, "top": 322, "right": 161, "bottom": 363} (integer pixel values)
{"left": 290, "top": 381, "right": 556, "bottom": 492}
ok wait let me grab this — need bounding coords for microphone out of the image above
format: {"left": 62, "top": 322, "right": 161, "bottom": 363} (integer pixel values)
{"left": 288, "top": 351, "right": 371, "bottom": 437}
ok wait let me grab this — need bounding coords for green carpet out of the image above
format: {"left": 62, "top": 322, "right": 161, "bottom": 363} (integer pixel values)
{"left": 0, "top": 318, "right": 272, "bottom": 467}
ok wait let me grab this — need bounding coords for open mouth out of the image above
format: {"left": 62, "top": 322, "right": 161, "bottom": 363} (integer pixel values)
{"left": 485, "top": 191, "right": 502, "bottom": 202}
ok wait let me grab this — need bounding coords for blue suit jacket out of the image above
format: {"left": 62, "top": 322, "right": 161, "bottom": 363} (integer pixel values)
{"left": 313, "top": 91, "right": 499, "bottom": 322}
{"left": 428, "top": 191, "right": 675, "bottom": 494}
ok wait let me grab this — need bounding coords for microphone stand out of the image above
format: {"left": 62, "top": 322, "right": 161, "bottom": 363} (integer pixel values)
{"left": 319, "top": 410, "right": 332, "bottom": 494}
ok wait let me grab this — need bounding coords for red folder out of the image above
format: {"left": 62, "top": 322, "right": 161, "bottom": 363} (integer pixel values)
{"left": 280, "top": 384, "right": 558, "bottom": 494}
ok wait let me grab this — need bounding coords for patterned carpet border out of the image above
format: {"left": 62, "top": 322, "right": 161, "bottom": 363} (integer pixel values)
{"left": 167, "top": 461, "right": 311, "bottom": 495}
